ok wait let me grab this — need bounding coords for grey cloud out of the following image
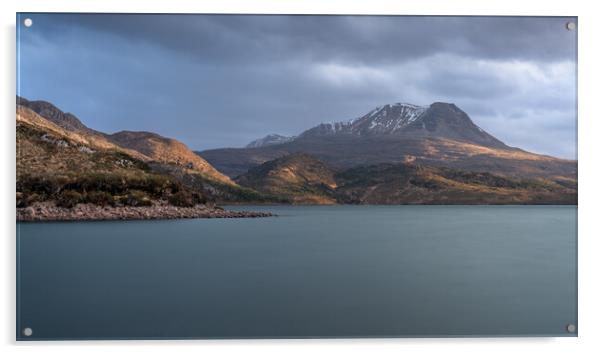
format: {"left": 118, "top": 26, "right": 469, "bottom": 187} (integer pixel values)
{"left": 25, "top": 14, "right": 577, "bottom": 65}
{"left": 17, "top": 14, "right": 577, "bottom": 158}
{"left": 418, "top": 64, "right": 515, "bottom": 99}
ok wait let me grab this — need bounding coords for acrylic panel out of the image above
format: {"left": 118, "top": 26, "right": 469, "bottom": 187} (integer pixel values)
{"left": 16, "top": 14, "right": 577, "bottom": 340}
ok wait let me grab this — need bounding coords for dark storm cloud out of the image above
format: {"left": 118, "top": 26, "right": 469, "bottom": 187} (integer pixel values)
{"left": 29, "top": 14, "right": 576, "bottom": 64}
{"left": 17, "top": 14, "right": 577, "bottom": 158}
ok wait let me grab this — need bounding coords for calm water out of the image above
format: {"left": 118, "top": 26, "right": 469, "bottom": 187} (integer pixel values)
{"left": 17, "top": 205, "right": 577, "bottom": 339}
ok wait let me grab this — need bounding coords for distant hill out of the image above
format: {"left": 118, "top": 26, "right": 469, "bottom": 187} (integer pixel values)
{"left": 246, "top": 134, "right": 295, "bottom": 148}
{"left": 235, "top": 154, "right": 577, "bottom": 205}
{"left": 198, "top": 102, "right": 576, "bottom": 180}
{"left": 235, "top": 153, "right": 337, "bottom": 204}
{"left": 335, "top": 162, "right": 576, "bottom": 205}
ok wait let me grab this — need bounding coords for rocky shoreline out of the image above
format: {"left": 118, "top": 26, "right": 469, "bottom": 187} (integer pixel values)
{"left": 16, "top": 202, "right": 273, "bottom": 221}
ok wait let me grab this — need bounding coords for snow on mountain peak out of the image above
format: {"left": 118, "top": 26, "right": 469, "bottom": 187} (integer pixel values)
{"left": 299, "top": 102, "right": 430, "bottom": 137}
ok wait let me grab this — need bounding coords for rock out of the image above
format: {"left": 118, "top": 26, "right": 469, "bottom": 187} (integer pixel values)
{"left": 77, "top": 146, "right": 95, "bottom": 154}
{"left": 16, "top": 201, "right": 273, "bottom": 221}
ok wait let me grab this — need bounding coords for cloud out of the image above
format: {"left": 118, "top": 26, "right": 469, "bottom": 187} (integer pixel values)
{"left": 17, "top": 14, "right": 577, "bottom": 158}
{"left": 25, "top": 14, "right": 577, "bottom": 64}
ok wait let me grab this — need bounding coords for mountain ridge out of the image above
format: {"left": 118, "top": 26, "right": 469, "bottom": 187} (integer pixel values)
{"left": 17, "top": 96, "right": 96, "bottom": 134}
{"left": 17, "top": 96, "right": 234, "bottom": 185}
{"left": 199, "top": 101, "right": 575, "bottom": 179}
{"left": 17, "top": 97, "right": 577, "bottom": 206}
{"left": 247, "top": 102, "right": 507, "bottom": 149}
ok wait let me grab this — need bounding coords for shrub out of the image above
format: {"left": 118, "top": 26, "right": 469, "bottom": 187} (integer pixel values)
{"left": 192, "top": 191, "right": 207, "bottom": 205}
{"left": 85, "top": 191, "right": 115, "bottom": 206}
{"left": 56, "top": 190, "right": 83, "bottom": 208}
{"left": 16, "top": 192, "right": 27, "bottom": 208}
{"left": 131, "top": 175, "right": 176, "bottom": 197}
{"left": 119, "top": 190, "right": 152, "bottom": 207}
{"left": 17, "top": 175, "right": 65, "bottom": 197}
{"left": 168, "top": 191, "right": 195, "bottom": 207}
{"left": 59, "top": 173, "right": 180, "bottom": 198}
{"left": 66, "top": 173, "right": 126, "bottom": 195}
{"left": 168, "top": 190, "right": 206, "bottom": 207}
{"left": 409, "top": 178, "right": 441, "bottom": 190}
{"left": 17, "top": 192, "right": 41, "bottom": 208}
{"left": 26, "top": 193, "right": 43, "bottom": 206}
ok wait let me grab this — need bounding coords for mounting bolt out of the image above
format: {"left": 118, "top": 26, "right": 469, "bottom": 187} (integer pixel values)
{"left": 566, "top": 323, "right": 576, "bottom": 333}
{"left": 566, "top": 22, "right": 576, "bottom": 31}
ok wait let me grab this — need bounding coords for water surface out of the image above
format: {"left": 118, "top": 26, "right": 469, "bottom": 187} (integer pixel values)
{"left": 17, "top": 205, "right": 577, "bottom": 339}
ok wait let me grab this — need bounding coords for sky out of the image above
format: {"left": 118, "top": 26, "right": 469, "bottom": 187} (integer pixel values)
{"left": 17, "top": 14, "right": 577, "bottom": 159}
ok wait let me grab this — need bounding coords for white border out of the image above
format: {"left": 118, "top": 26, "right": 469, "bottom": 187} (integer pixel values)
{"left": 2, "top": 0, "right": 601, "bottom": 353}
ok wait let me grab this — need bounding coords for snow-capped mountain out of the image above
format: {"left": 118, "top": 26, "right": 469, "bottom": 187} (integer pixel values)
{"left": 246, "top": 134, "right": 295, "bottom": 148}
{"left": 199, "top": 101, "right": 575, "bottom": 179}
{"left": 298, "top": 102, "right": 505, "bottom": 148}
{"left": 300, "top": 103, "right": 428, "bottom": 137}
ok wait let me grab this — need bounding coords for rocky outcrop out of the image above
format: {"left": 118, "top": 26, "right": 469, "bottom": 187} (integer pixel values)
{"left": 17, "top": 202, "right": 273, "bottom": 221}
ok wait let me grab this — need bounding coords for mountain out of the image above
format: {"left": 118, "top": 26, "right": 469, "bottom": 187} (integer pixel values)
{"left": 299, "top": 102, "right": 426, "bottom": 137}
{"left": 198, "top": 102, "right": 576, "bottom": 180}
{"left": 17, "top": 96, "right": 233, "bottom": 185}
{"left": 299, "top": 102, "right": 503, "bottom": 148}
{"left": 246, "top": 134, "right": 295, "bottom": 148}
{"left": 235, "top": 154, "right": 576, "bottom": 205}
{"left": 235, "top": 153, "right": 337, "bottom": 204}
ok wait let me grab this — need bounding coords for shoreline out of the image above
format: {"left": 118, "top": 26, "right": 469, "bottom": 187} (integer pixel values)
{"left": 16, "top": 202, "right": 274, "bottom": 222}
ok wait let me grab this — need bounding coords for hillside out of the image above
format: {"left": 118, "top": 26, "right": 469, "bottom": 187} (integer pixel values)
{"left": 17, "top": 96, "right": 233, "bottom": 185}
{"left": 17, "top": 105, "right": 201, "bottom": 210}
{"left": 16, "top": 100, "right": 278, "bottom": 212}
{"left": 335, "top": 163, "right": 577, "bottom": 205}
{"left": 235, "top": 153, "right": 337, "bottom": 204}
{"left": 199, "top": 102, "right": 576, "bottom": 180}
{"left": 235, "top": 154, "right": 576, "bottom": 205}
{"left": 17, "top": 97, "right": 97, "bottom": 134}
{"left": 108, "top": 131, "right": 234, "bottom": 185}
